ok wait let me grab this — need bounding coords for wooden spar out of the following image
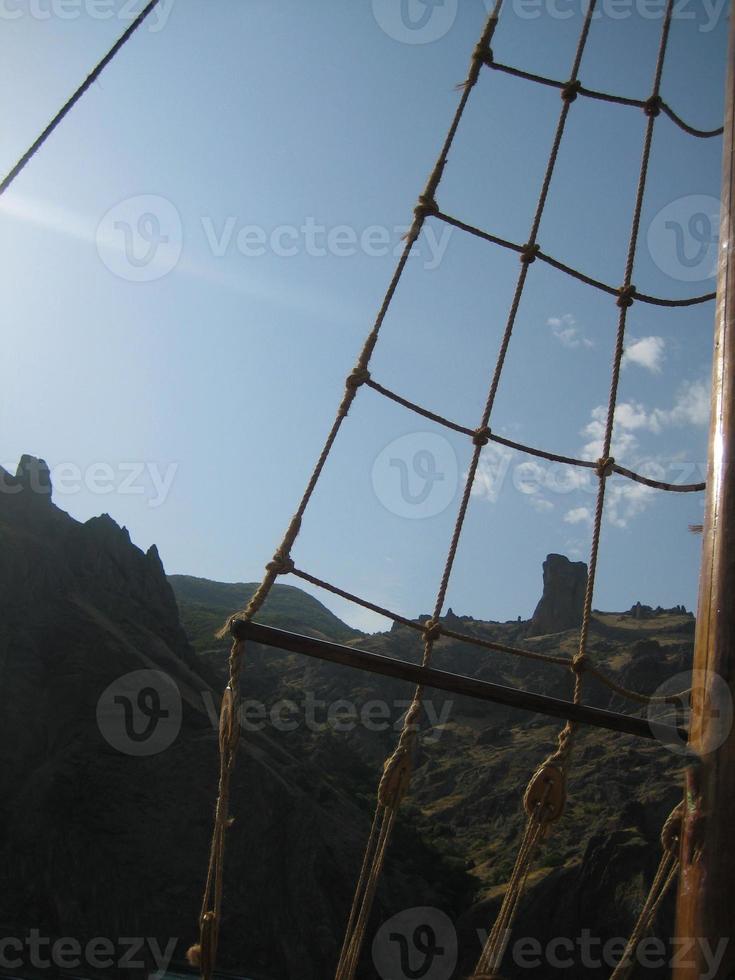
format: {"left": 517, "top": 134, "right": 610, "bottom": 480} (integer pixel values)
{"left": 231, "top": 620, "right": 686, "bottom": 743}
{"left": 673, "top": 12, "right": 735, "bottom": 979}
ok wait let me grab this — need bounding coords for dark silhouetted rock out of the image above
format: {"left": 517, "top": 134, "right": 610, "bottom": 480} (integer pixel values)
{"left": 528, "top": 553, "right": 588, "bottom": 636}
{"left": 0, "top": 455, "right": 462, "bottom": 980}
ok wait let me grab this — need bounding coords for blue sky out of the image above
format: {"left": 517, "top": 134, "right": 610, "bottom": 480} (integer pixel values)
{"left": 0, "top": 0, "right": 728, "bottom": 630}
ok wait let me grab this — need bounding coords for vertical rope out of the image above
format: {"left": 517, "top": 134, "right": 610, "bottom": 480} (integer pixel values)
{"left": 471, "top": 6, "right": 675, "bottom": 976}
{"left": 195, "top": 7, "right": 505, "bottom": 976}
{"left": 609, "top": 803, "right": 683, "bottom": 980}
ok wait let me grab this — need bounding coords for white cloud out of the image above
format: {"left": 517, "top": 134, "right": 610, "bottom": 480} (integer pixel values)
{"left": 470, "top": 444, "right": 514, "bottom": 504}
{"left": 574, "top": 378, "right": 709, "bottom": 529}
{"left": 605, "top": 480, "right": 655, "bottom": 529}
{"left": 546, "top": 313, "right": 593, "bottom": 350}
{"left": 623, "top": 336, "right": 665, "bottom": 373}
{"left": 652, "top": 378, "right": 711, "bottom": 429}
{"left": 581, "top": 401, "right": 656, "bottom": 458}
{"left": 530, "top": 497, "right": 554, "bottom": 513}
{"left": 579, "top": 380, "right": 709, "bottom": 460}
{"left": 564, "top": 506, "right": 593, "bottom": 525}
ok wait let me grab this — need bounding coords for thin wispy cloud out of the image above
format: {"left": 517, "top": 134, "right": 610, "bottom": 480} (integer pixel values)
{"left": 0, "top": 192, "right": 360, "bottom": 326}
{"left": 564, "top": 506, "right": 592, "bottom": 526}
{"left": 623, "top": 335, "right": 665, "bottom": 373}
{"left": 546, "top": 313, "right": 593, "bottom": 350}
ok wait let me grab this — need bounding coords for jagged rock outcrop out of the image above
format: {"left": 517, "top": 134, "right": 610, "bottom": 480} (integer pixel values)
{"left": 0, "top": 455, "right": 438, "bottom": 979}
{"left": 528, "top": 553, "right": 588, "bottom": 636}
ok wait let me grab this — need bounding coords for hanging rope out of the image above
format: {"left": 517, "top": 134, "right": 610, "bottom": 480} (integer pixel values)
{"left": 191, "top": 0, "right": 717, "bottom": 972}
{"left": 0, "top": 0, "right": 162, "bottom": 198}
{"left": 195, "top": 6, "right": 505, "bottom": 974}
{"left": 470, "top": 4, "right": 677, "bottom": 974}
{"left": 609, "top": 803, "right": 683, "bottom": 980}
{"left": 473, "top": 760, "right": 567, "bottom": 976}
{"left": 0, "top": 5, "right": 715, "bottom": 977}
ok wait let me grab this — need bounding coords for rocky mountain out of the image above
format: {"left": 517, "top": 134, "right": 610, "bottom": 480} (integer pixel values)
{"left": 0, "top": 456, "right": 468, "bottom": 980}
{"left": 171, "top": 571, "right": 697, "bottom": 979}
{"left": 0, "top": 452, "right": 702, "bottom": 980}
{"left": 529, "top": 552, "right": 588, "bottom": 636}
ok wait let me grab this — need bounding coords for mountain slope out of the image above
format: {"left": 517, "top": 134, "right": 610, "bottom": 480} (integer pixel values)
{"left": 0, "top": 456, "right": 469, "bottom": 980}
{"left": 173, "top": 569, "right": 696, "bottom": 979}
{"left": 169, "top": 574, "right": 361, "bottom": 646}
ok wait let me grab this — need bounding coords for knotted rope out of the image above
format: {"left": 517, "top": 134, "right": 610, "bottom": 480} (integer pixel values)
{"left": 609, "top": 803, "right": 683, "bottom": 980}
{"left": 470, "top": 3, "right": 676, "bottom": 974}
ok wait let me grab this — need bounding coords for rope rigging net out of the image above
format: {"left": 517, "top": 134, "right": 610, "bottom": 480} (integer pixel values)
{"left": 0, "top": 1, "right": 719, "bottom": 977}
{"left": 189, "top": 2, "right": 718, "bottom": 978}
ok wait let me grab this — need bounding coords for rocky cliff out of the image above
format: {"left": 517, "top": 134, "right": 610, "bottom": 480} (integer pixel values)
{"left": 174, "top": 576, "right": 697, "bottom": 979}
{"left": 0, "top": 456, "right": 466, "bottom": 979}
{"left": 0, "top": 455, "right": 700, "bottom": 980}
{"left": 529, "top": 553, "right": 588, "bottom": 636}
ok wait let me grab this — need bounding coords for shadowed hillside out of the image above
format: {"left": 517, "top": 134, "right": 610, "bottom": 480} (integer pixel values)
{"left": 170, "top": 570, "right": 696, "bottom": 979}
{"left": 0, "top": 457, "right": 470, "bottom": 980}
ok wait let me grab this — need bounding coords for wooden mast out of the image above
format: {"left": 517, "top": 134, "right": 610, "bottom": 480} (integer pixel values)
{"left": 673, "top": 9, "right": 735, "bottom": 978}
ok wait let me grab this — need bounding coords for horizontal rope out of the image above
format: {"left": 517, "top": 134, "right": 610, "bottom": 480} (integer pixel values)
{"left": 435, "top": 211, "right": 716, "bottom": 308}
{"left": 365, "top": 379, "right": 706, "bottom": 493}
{"left": 285, "top": 567, "right": 689, "bottom": 705}
{"left": 488, "top": 60, "right": 724, "bottom": 138}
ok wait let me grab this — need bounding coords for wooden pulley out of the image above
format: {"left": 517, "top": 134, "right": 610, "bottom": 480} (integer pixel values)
{"left": 524, "top": 762, "right": 566, "bottom": 824}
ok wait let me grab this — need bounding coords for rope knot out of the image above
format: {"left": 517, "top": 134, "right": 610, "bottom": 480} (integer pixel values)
{"left": 617, "top": 283, "right": 636, "bottom": 308}
{"left": 467, "top": 35, "right": 494, "bottom": 86}
{"left": 345, "top": 367, "right": 371, "bottom": 390}
{"left": 473, "top": 426, "right": 492, "bottom": 447}
{"left": 561, "top": 79, "right": 582, "bottom": 103}
{"left": 644, "top": 94, "right": 662, "bottom": 117}
{"left": 473, "top": 42, "right": 494, "bottom": 67}
{"left": 414, "top": 195, "right": 439, "bottom": 221}
{"left": 596, "top": 456, "right": 615, "bottom": 478}
{"left": 267, "top": 552, "right": 295, "bottom": 576}
{"left": 378, "top": 739, "right": 414, "bottom": 808}
{"left": 572, "top": 653, "right": 588, "bottom": 674}
{"left": 520, "top": 242, "right": 540, "bottom": 265}
{"left": 423, "top": 618, "right": 442, "bottom": 643}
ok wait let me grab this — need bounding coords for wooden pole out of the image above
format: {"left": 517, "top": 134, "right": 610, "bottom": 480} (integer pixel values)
{"left": 232, "top": 620, "right": 685, "bottom": 742}
{"left": 673, "top": 10, "right": 735, "bottom": 978}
